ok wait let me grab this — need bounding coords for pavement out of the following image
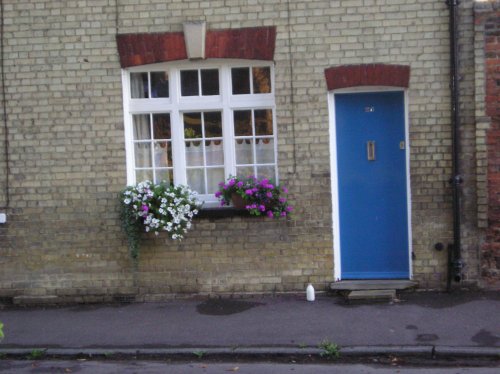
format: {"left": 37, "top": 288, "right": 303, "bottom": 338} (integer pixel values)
{"left": 0, "top": 291, "right": 499, "bottom": 361}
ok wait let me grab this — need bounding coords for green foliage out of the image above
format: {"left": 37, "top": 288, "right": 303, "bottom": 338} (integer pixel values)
{"left": 192, "top": 350, "right": 206, "bottom": 359}
{"left": 27, "top": 349, "right": 46, "bottom": 360}
{"left": 318, "top": 339, "right": 340, "bottom": 359}
{"left": 120, "top": 200, "right": 141, "bottom": 260}
{"left": 184, "top": 127, "right": 197, "bottom": 139}
{"left": 0, "top": 322, "right": 4, "bottom": 340}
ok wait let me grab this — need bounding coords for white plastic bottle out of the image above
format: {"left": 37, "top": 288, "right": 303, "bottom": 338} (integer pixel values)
{"left": 306, "top": 283, "right": 315, "bottom": 302}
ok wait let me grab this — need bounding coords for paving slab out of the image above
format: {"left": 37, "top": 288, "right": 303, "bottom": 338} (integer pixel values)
{"left": 0, "top": 292, "right": 498, "bottom": 358}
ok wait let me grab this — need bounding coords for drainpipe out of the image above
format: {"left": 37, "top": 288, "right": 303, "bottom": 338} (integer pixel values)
{"left": 446, "top": 0, "right": 463, "bottom": 290}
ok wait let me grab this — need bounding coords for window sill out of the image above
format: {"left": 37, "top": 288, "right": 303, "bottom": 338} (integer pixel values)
{"left": 196, "top": 207, "right": 249, "bottom": 219}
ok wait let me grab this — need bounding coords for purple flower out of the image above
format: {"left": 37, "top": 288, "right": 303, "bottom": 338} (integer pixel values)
{"left": 141, "top": 204, "right": 149, "bottom": 213}
{"left": 237, "top": 181, "right": 244, "bottom": 188}
{"left": 266, "top": 210, "right": 274, "bottom": 218}
{"left": 245, "top": 189, "right": 253, "bottom": 195}
{"left": 261, "top": 179, "right": 269, "bottom": 185}
{"left": 279, "top": 197, "right": 287, "bottom": 203}
{"left": 259, "top": 205, "right": 266, "bottom": 212}
{"left": 228, "top": 179, "right": 236, "bottom": 186}
{"left": 280, "top": 211, "right": 287, "bottom": 217}
{"left": 282, "top": 187, "right": 288, "bottom": 193}
{"left": 215, "top": 191, "right": 222, "bottom": 198}
{"left": 223, "top": 184, "right": 229, "bottom": 190}
{"left": 266, "top": 192, "right": 273, "bottom": 198}
{"left": 285, "top": 206, "right": 293, "bottom": 212}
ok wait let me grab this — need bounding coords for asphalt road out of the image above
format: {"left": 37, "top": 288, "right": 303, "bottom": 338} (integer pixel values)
{"left": 0, "top": 360, "right": 499, "bottom": 373}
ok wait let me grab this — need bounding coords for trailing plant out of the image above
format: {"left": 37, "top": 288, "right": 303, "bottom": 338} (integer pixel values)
{"left": 215, "top": 175, "right": 293, "bottom": 218}
{"left": 121, "top": 181, "right": 202, "bottom": 259}
{"left": 0, "top": 321, "right": 4, "bottom": 341}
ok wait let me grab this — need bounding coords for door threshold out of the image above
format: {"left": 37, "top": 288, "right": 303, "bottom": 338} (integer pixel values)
{"left": 330, "top": 279, "right": 418, "bottom": 291}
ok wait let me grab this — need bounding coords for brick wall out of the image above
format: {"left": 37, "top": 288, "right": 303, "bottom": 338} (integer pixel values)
{"left": 475, "top": 1, "right": 500, "bottom": 289}
{"left": 0, "top": 0, "right": 487, "bottom": 302}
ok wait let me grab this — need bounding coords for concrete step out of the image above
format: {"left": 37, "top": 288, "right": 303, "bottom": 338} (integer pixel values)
{"left": 346, "top": 289, "right": 396, "bottom": 301}
{"left": 330, "top": 280, "right": 418, "bottom": 291}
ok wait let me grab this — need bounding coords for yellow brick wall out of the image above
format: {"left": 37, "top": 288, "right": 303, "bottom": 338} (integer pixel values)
{"left": 0, "top": 0, "right": 483, "bottom": 301}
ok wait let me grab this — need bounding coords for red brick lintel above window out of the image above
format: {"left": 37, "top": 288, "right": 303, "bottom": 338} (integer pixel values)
{"left": 324, "top": 64, "right": 410, "bottom": 90}
{"left": 116, "top": 26, "right": 277, "bottom": 68}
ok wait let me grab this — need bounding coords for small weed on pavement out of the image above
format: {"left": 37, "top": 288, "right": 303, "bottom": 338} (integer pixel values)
{"left": 318, "top": 339, "right": 340, "bottom": 360}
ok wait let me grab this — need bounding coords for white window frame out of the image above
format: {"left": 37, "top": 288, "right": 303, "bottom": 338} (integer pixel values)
{"left": 121, "top": 59, "right": 277, "bottom": 206}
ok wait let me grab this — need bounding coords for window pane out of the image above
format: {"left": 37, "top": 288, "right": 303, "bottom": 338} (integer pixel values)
{"left": 252, "top": 67, "right": 271, "bottom": 94}
{"left": 204, "top": 111, "right": 222, "bottom": 137}
{"left": 236, "top": 166, "right": 254, "bottom": 179}
{"left": 201, "top": 69, "right": 219, "bottom": 96}
{"left": 185, "top": 141, "right": 204, "bottom": 166}
{"left": 254, "top": 109, "right": 273, "bottom": 136}
{"left": 153, "top": 113, "right": 171, "bottom": 139}
{"left": 155, "top": 169, "right": 173, "bottom": 185}
{"left": 234, "top": 110, "right": 252, "bottom": 136}
{"left": 154, "top": 142, "right": 172, "bottom": 167}
{"left": 151, "top": 71, "right": 169, "bottom": 98}
{"left": 130, "top": 72, "right": 148, "bottom": 98}
{"left": 133, "top": 114, "right": 151, "bottom": 140}
{"left": 255, "top": 138, "right": 274, "bottom": 164}
{"left": 134, "top": 143, "right": 152, "bottom": 167}
{"left": 231, "top": 67, "right": 250, "bottom": 95}
{"left": 181, "top": 70, "right": 199, "bottom": 96}
{"left": 136, "top": 169, "right": 153, "bottom": 182}
{"left": 184, "top": 112, "right": 202, "bottom": 138}
{"left": 205, "top": 140, "right": 224, "bottom": 166}
{"left": 207, "top": 168, "right": 224, "bottom": 194}
{"left": 187, "top": 168, "right": 205, "bottom": 194}
{"left": 235, "top": 139, "right": 254, "bottom": 165}
{"left": 256, "top": 165, "right": 276, "bottom": 181}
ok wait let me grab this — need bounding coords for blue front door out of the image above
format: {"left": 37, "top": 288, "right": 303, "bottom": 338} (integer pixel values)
{"left": 335, "top": 91, "right": 409, "bottom": 279}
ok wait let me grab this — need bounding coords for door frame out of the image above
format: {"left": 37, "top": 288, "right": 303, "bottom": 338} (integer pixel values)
{"left": 328, "top": 86, "right": 413, "bottom": 281}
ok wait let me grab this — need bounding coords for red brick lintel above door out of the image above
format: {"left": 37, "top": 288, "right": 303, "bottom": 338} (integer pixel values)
{"left": 324, "top": 64, "right": 410, "bottom": 90}
{"left": 116, "top": 26, "right": 277, "bottom": 68}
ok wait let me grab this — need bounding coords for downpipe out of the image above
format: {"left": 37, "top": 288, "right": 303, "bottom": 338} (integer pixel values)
{"left": 446, "top": 0, "right": 463, "bottom": 290}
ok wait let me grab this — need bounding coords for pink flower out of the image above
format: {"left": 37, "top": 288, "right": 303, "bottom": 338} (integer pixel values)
{"left": 266, "top": 210, "right": 274, "bottom": 218}
{"left": 245, "top": 189, "right": 253, "bottom": 195}
{"left": 285, "top": 206, "right": 293, "bottom": 212}
{"left": 259, "top": 205, "right": 266, "bottom": 212}
{"left": 282, "top": 187, "right": 288, "bottom": 193}
{"left": 280, "top": 211, "right": 287, "bottom": 217}
{"left": 266, "top": 192, "right": 273, "bottom": 198}
{"left": 141, "top": 204, "right": 149, "bottom": 213}
{"left": 279, "top": 197, "right": 287, "bottom": 203}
